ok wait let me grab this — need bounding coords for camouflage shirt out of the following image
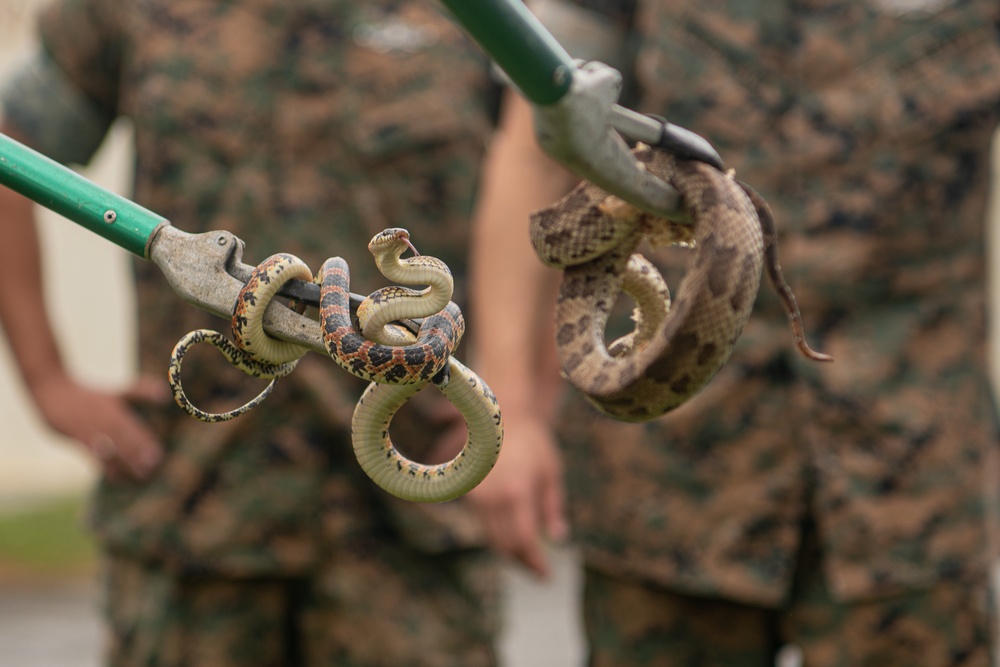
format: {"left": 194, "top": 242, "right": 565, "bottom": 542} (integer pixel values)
{"left": 548, "top": 0, "right": 1000, "bottom": 604}
{"left": 3, "top": 0, "right": 495, "bottom": 575}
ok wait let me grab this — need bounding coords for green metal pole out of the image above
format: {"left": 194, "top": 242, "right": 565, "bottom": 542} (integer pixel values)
{"left": 0, "top": 132, "right": 167, "bottom": 258}
{"left": 1, "top": 1, "right": 574, "bottom": 254}
{"left": 439, "top": 0, "right": 575, "bottom": 105}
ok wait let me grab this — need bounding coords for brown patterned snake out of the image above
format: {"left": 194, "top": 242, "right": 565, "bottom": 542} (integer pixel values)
{"left": 168, "top": 229, "right": 502, "bottom": 502}
{"left": 531, "top": 144, "right": 831, "bottom": 422}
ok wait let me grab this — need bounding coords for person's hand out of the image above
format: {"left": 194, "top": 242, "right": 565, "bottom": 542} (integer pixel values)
{"left": 467, "top": 410, "right": 567, "bottom": 578}
{"left": 29, "top": 372, "right": 167, "bottom": 482}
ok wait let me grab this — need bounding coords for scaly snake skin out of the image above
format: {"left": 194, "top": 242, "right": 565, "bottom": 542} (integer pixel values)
{"left": 531, "top": 144, "right": 830, "bottom": 422}
{"left": 167, "top": 229, "right": 502, "bottom": 503}
{"left": 168, "top": 253, "right": 311, "bottom": 422}
{"left": 320, "top": 229, "right": 502, "bottom": 502}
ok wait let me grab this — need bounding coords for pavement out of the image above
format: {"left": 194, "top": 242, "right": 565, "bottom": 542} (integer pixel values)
{"left": 0, "top": 546, "right": 586, "bottom": 667}
{"left": 0, "top": 581, "right": 103, "bottom": 667}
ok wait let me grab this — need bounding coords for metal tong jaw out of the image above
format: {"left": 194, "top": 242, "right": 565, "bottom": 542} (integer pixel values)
{"left": 532, "top": 60, "right": 723, "bottom": 221}
{"left": 149, "top": 225, "right": 332, "bottom": 355}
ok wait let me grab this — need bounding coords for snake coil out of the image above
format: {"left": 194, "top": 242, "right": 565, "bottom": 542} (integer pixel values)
{"left": 167, "top": 229, "right": 502, "bottom": 503}
{"left": 531, "top": 143, "right": 831, "bottom": 422}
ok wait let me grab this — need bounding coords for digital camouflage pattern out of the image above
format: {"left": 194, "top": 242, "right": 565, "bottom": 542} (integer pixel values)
{"left": 101, "top": 501, "right": 499, "bottom": 667}
{"left": 551, "top": 0, "right": 1000, "bottom": 612}
{"left": 581, "top": 528, "right": 994, "bottom": 667}
{"left": 3, "top": 0, "right": 499, "bottom": 662}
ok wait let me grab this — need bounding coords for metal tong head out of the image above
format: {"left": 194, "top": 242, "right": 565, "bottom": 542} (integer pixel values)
{"left": 149, "top": 225, "right": 426, "bottom": 355}
{"left": 150, "top": 226, "right": 329, "bottom": 355}
{"left": 639, "top": 112, "right": 724, "bottom": 171}
{"left": 149, "top": 224, "right": 434, "bottom": 354}
{"left": 532, "top": 61, "right": 723, "bottom": 221}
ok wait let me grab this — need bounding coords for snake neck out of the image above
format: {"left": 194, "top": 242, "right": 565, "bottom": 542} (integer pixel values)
{"left": 376, "top": 253, "right": 454, "bottom": 312}
{"left": 359, "top": 252, "right": 455, "bottom": 343}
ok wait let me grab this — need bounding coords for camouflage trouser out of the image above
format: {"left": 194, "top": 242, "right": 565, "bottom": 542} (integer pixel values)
{"left": 583, "top": 529, "right": 995, "bottom": 667}
{"left": 101, "top": 544, "right": 499, "bottom": 667}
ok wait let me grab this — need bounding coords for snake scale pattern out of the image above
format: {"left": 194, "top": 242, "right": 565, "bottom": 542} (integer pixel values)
{"left": 531, "top": 144, "right": 830, "bottom": 422}
{"left": 168, "top": 229, "right": 502, "bottom": 503}
{"left": 320, "top": 237, "right": 503, "bottom": 502}
{"left": 168, "top": 253, "right": 310, "bottom": 422}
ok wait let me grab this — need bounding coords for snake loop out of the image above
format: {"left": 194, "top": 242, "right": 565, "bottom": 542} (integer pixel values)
{"left": 356, "top": 227, "right": 454, "bottom": 343}
{"left": 168, "top": 228, "right": 502, "bottom": 503}
{"left": 532, "top": 143, "right": 830, "bottom": 422}
{"left": 168, "top": 253, "right": 312, "bottom": 422}
{"left": 319, "top": 257, "right": 464, "bottom": 386}
{"left": 351, "top": 358, "right": 503, "bottom": 502}
{"left": 319, "top": 228, "right": 502, "bottom": 503}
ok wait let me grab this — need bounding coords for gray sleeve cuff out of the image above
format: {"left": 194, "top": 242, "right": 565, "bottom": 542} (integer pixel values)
{"left": 0, "top": 50, "right": 114, "bottom": 166}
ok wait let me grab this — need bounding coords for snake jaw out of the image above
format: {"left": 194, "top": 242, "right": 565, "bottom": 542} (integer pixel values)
{"left": 369, "top": 227, "right": 421, "bottom": 259}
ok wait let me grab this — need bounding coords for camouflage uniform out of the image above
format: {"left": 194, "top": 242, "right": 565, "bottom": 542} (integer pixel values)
{"left": 2, "top": 0, "right": 499, "bottom": 665}
{"left": 541, "top": 0, "right": 1000, "bottom": 664}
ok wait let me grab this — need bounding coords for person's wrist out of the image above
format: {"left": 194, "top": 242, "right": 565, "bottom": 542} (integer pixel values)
{"left": 24, "top": 360, "right": 71, "bottom": 392}
{"left": 23, "top": 363, "right": 77, "bottom": 416}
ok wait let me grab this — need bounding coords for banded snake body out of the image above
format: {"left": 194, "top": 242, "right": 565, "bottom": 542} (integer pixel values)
{"left": 168, "top": 229, "right": 502, "bottom": 503}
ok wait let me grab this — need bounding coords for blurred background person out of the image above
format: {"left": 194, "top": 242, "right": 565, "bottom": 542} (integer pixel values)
{"left": 0, "top": 0, "right": 502, "bottom": 664}
{"left": 470, "top": 0, "right": 1000, "bottom": 665}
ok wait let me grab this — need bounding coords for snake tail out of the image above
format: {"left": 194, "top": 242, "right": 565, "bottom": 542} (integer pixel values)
{"left": 168, "top": 329, "right": 292, "bottom": 422}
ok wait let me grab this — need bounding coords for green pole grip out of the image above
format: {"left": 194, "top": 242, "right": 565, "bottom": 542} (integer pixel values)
{"left": 440, "top": 0, "right": 575, "bottom": 105}
{"left": 0, "top": 132, "right": 167, "bottom": 258}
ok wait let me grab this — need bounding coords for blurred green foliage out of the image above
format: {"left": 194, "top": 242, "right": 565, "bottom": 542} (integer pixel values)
{"left": 0, "top": 496, "right": 96, "bottom": 578}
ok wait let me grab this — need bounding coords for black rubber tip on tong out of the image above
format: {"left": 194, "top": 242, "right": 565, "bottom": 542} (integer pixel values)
{"left": 650, "top": 115, "right": 725, "bottom": 172}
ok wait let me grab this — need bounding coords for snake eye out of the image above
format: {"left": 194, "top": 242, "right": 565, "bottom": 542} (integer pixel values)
{"left": 369, "top": 228, "right": 418, "bottom": 256}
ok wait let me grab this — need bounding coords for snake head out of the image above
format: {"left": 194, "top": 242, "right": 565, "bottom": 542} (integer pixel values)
{"left": 369, "top": 227, "right": 420, "bottom": 258}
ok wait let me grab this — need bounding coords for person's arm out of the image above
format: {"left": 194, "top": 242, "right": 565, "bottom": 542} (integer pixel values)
{"left": 467, "top": 92, "right": 578, "bottom": 577}
{"left": 0, "top": 120, "right": 163, "bottom": 481}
